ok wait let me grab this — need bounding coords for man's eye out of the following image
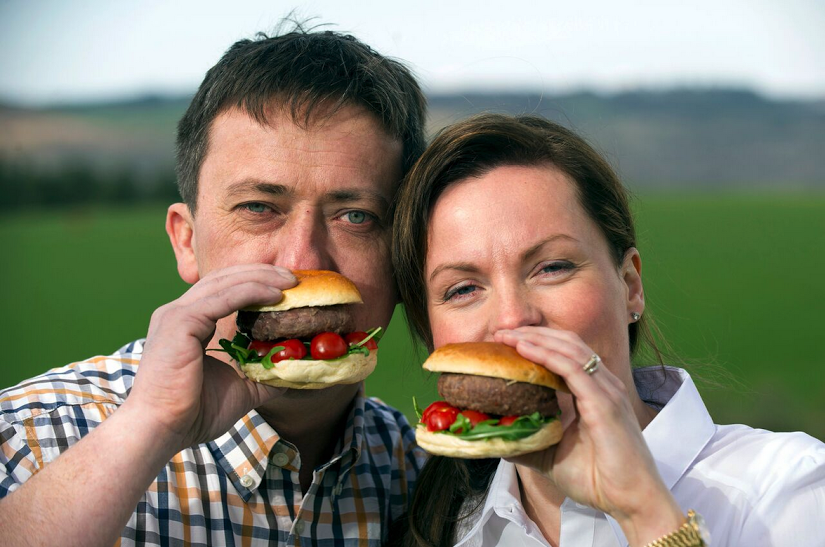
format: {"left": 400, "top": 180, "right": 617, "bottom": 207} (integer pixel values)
{"left": 243, "top": 202, "right": 269, "bottom": 214}
{"left": 343, "top": 211, "right": 369, "bottom": 224}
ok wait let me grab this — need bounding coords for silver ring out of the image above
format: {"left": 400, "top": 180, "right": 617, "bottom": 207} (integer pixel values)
{"left": 583, "top": 354, "right": 601, "bottom": 375}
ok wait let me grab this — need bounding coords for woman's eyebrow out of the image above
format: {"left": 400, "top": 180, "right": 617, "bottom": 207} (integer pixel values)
{"left": 428, "top": 262, "right": 479, "bottom": 283}
{"left": 428, "top": 235, "right": 579, "bottom": 283}
{"left": 522, "top": 234, "right": 579, "bottom": 262}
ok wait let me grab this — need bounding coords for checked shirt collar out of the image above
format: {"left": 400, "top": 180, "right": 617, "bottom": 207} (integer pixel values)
{"left": 208, "top": 390, "right": 366, "bottom": 501}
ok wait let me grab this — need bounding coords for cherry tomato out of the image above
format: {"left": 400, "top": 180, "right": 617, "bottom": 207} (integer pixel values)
{"left": 248, "top": 340, "right": 280, "bottom": 357}
{"left": 421, "top": 401, "right": 455, "bottom": 423}
{"left": 497, "top": 415, "right": 520, "bottom": 427}
{"left": 460, "top": 410, "right": 491, "bottom": 427}
{"left": 425, "top": 406, "right": 459, "bottom": 432}
{"left": 272, "top": 339, "right": 307, "bottom": 361}
{"left": 249, "top": 339, "right": 307, "bottom": 362}
{"left": 310, "top": 332, "right": 348, "bottom": 360}
{"left": 344, "top": 331, "right": 379, "bottom": 351}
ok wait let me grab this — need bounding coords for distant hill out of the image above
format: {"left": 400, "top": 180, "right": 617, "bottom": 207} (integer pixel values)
{"left": 1, "top": 89, "right": 824, "bottom": 196}
{"left": 428, "top": 90, "right": 825, "bottom": 189}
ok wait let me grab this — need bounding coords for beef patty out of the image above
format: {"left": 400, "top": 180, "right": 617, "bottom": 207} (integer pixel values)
{"left": 437, "top": 373, "right": 559, "bottom": 417}
{"left": 237, "top": 305, "right": 354, "bottom": 341}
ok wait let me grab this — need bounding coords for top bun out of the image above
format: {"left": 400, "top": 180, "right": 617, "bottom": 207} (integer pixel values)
{"left": 246, "top": 270, "right": 363, "bottom": 312}
{"left": 423, "top": 342, "right": 569, "bottom": 393}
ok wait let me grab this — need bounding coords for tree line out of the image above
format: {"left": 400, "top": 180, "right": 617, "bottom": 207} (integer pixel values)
{"left": 0, "top": 159, "right": 180, "bottom": 211}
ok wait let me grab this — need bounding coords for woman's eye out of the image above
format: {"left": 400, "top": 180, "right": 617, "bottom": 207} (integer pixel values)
{"left": 445, "top": 284, "right": 478, "bottom": 302}
{"left": 243, "top": 202, "right": 269, "bottom": 214}
{"left": 539, "top": 261, "right": 574, "bottom": 275}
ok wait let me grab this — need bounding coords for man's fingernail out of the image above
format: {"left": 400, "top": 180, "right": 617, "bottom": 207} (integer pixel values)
{"left": 275, "top": 268, "right": 296, "bottom": 281}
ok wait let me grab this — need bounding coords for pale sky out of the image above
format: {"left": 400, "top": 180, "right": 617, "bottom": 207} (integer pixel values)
{"left": 1, "top": 0, "right": 823, "bottom": 105}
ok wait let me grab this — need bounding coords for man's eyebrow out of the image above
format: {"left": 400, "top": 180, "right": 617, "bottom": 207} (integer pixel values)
{"left": 325, "top": 189, "right": 390, "bottom": 211}
{"left": 225, "top": 180, "right": 292, "bottom": 198}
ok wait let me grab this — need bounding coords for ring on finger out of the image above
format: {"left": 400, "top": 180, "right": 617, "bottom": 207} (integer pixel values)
{"left": 582, "top": 354, "right": 601, "bottom": 375}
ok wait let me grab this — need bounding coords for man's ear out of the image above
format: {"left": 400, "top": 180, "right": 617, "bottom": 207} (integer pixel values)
{"left": 166, "top": 203, "right": 200, "bottom": 284}
{"left": 622, "top": 247, "right": 645, "bottom": 319}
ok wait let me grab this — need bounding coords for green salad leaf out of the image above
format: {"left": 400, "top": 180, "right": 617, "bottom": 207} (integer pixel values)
{"left": 412, "top": 396, "right": 424, "bottom": 421}
{"left": 413, "top": 397, "right": 558, "bottom": 442}
{"left": 451, "top": 412, "right": 552, "bottom": 441}
{"left": 215, "top": 333, "right": 255, "bottom": 365}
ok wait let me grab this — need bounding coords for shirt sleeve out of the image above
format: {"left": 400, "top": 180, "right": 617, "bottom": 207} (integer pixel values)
{"left": 0, "top": 416, "right": 41, "bottom": 498}
{"left": 741, "top": 434, "right": 825, "bottom": 547}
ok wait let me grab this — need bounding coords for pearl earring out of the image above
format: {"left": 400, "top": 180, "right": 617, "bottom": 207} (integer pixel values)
{"left": 631, "top": 312, "right": 641, "bottom": 321}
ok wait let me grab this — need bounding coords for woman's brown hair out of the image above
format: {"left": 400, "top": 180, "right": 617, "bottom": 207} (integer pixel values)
{"left": 389, "top": 114, "right": 667, "bottom": 547}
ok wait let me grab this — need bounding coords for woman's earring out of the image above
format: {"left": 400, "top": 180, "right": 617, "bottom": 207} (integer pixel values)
{"left": 631, "top": 312, "right": 641, "bottom": 322}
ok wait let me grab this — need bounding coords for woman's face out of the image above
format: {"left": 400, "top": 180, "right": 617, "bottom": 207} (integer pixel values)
{"left": 425, "top": 164, "right": 644, "bottom": 390}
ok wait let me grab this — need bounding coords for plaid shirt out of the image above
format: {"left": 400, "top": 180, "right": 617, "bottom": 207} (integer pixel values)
{"left": 0, "top": 339, "right": 426, "bottom": 546}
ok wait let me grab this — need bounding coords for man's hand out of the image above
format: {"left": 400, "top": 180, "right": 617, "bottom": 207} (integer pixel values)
{"left": 0, "top": 264, "right": 298, "bottom": 546}
{"left": 126, "top": 264, "right": 297, "bottom": 450}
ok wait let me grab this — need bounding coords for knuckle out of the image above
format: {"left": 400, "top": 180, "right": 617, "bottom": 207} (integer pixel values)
{"left": 150, "top": 303, "right": 172, "bottom": 324}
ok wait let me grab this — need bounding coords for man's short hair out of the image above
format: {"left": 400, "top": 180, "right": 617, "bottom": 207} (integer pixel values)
{"left": 175, "top": 25, "right": 428, "bottom": 212}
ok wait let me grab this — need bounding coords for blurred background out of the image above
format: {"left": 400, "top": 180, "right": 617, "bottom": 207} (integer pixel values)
{"left": 1, "top": 0, "right": 823, "bottom": 439}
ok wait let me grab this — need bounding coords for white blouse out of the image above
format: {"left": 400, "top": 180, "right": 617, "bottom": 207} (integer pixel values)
{"left": 453, "top": 366, "right": 825, "bottom": 547}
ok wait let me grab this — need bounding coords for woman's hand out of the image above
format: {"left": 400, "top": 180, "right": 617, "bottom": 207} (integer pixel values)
{"left": 495, "top": 327, "right": 685, "bottom": 547}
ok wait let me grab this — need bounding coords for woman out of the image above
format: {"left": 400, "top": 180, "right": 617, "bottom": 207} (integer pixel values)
{"left": 389, "top": 114, "right": 825, "bottom": 546}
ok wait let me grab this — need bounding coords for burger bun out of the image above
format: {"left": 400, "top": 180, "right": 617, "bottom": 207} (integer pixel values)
{"left": 415, "top": 419, "right": 563, "bottom": 458}
{"left": 245, "top": 270, "right": 363, "bottom": 312}
{"left": 240, "top": 349, "right": 378, "bottom": 389}
{"left": 423, "top": 342, "right": 568, "bottom": 393}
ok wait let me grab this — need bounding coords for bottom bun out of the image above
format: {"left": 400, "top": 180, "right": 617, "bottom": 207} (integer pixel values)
{"left": 240, "top": 350, "right": 377, "bottom": 390}
{"left": 415, "top": 419, "right": 562, "bottom": 458}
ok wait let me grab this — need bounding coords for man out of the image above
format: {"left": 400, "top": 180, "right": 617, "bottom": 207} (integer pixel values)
{"left": 0, "top": 27, "right": 427, "bottom": 546}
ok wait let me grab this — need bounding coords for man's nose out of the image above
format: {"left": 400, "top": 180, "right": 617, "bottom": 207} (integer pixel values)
{"left": 490, "top": 289, "right": 543, "bottom": 333}
{"left": 275, "top": 210, "right": 333, "bottom": 272}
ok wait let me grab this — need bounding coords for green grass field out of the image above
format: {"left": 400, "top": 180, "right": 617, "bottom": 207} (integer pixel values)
{"left": 1, "top": 195, "right": 823, "bottom": 439}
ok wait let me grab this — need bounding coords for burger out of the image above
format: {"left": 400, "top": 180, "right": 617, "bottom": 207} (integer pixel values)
{"left": 217, "top": 270, "right": 381, "bottom": 389}
{"left": 415, "top": 342, "right": 568, "bottom": 458}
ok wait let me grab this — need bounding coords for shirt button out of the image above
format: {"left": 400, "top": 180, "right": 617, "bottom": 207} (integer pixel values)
{"left": 272, "top": 453, "right": 290, "bottom": 467}
{"left": 293, "top": 520, "right": 305, "bottom": 535}
{"left": 239, "top": 474, "right": 254, "bottom": 488}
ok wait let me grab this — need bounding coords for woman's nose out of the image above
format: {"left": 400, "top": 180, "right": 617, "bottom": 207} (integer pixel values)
{"left": 490, "top": 290, "right": 543, "bottom": 333}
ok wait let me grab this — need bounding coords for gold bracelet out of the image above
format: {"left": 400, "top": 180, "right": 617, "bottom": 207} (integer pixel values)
{"left": 644, "top": 510, "right": 709, "bottom": 547}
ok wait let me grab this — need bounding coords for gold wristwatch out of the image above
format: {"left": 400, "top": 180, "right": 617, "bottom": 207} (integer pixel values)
{"left": 644, "top": 510, "right": 710, "bottom": 547}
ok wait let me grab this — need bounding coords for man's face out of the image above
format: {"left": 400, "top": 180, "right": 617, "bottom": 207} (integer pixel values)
{"left": 169, "top": 103, "right": 403, "bottom": 344}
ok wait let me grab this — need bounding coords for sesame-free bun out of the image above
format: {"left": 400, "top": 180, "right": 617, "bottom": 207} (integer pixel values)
{"left": 415, "top": 419, "right": 563, "bottom": 458}
{"left": 245, "top": 270, "right": 363, "bottom": 312}
{"left": 423, "top": 342, "right": 569, "bottom": 393}
{"left": 240, "top": 350, "right": 378, "bottom": 389}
